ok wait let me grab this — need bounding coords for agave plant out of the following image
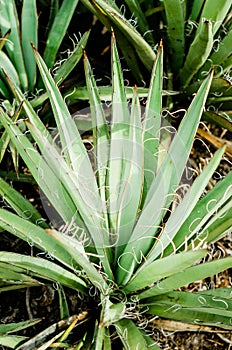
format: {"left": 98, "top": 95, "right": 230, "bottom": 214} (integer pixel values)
{"left": 0, "top": 34, "right": 232, "bottom": 349}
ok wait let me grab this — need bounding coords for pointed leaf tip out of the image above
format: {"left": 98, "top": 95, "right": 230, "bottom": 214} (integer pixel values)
{"left": 30, "top": 41, "right": 36, "bottom": 51}
{"left": 111, "top": 29, "right": 116, "bottom": 40}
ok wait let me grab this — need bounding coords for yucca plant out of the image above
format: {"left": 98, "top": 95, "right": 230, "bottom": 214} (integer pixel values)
{"left": 0, "top": 0, "right": 90, "bottom": 171}
{"left": 0, "top": 34, "right": 232, "bottom": 349}
{"left": 77, "top": 0, "right": 232, "bottom": 130}
{"left": 0, "top": 0, "right": 89, "bottom": 97}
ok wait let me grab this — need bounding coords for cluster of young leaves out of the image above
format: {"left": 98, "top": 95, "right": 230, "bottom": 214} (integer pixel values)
{"left": 0, "top": 33, "right": 231, "bottom": 349}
